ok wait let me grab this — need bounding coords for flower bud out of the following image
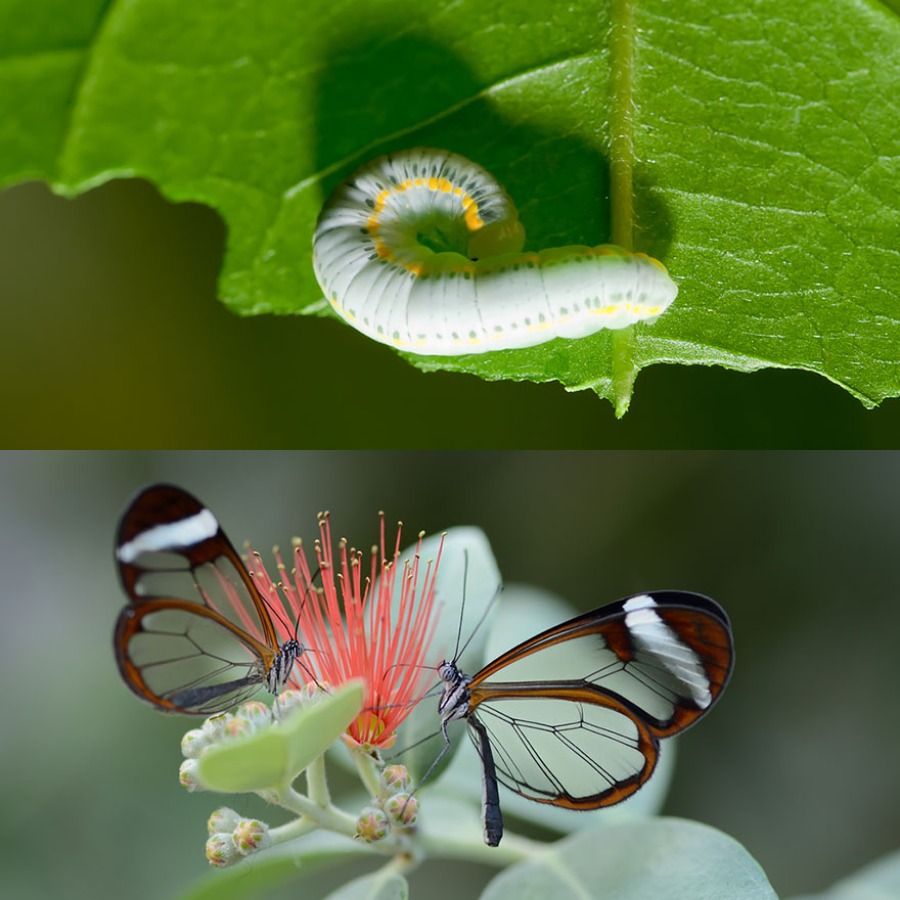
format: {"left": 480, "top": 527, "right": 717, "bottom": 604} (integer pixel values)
{"left": 206, "top": 832, "right": 239, "bottom": 868}
{"left": 355, "top": 806, "right": 390, "bottom": 843}
{"left": 207, "top": 807, "right": 241, "bottom": 836}
{"left": 178, "top": 759, "right": 206, "bottom": 792}
{"left": 221, "top": 715, "right": 253, "bottom": 739}
{"left": 384, "top": 793, "right": 417, "bottom": 827}
{"left": 233, "top": 818, "right": 271, "bottom": 855}
{"left": 382, "top": 765, "right": 411, "bottom": 793}
{"left": 202, "top": 713, "right": 232, "bottom": 743}
{"left": 276, "top": 689, "right": 305, "bottom": 715}
{"left": 236, "top": 701, "right": 272, "bottom": 729}
{"left": 181, "top": 728, "right": 208, "bottom": 759}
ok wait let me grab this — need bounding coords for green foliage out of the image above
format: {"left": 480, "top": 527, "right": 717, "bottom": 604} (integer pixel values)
{"left": 324, "top": 871, "right": 409, "bottom": 900}
{"left": 197, "top": 681, "right": 364, "bottom": 792}
{"left": 1, "top": 0, "right": 897, "bottom": 410}
{"left": 481, "top": 819, "right": 777, "bottom": 899}
{"left": 182, "top": 818, "right": 778, "bottom": 899}
{"left": 181, "top": 838, "right": 368, "bottom": 900}
{"left": 788, "top": 846, "right": 900, "bottom": 900}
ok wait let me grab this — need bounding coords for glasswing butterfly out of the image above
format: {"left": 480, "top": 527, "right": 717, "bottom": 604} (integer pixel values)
{"left": 432, "top": 590, "right": 733, "bottom": 846}
{"left": 113, "top": 484, "right": 303, "bottom": 715}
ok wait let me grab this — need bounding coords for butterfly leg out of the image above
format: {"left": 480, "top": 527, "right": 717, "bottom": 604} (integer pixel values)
{"left": 467, "top": 716, "right": 502, "bottom": 847}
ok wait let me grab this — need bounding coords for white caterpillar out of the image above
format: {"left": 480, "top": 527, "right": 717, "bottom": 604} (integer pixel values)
{"left": 312, "top": 148, "right": 677, "bottom": 356}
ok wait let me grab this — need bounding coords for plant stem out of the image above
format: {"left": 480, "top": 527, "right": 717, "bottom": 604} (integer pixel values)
{"left": 419, "top": 826, "right": 545, "bottom": 867}
{"left": 351, "top": 744, "right": 388, "bottom": 801}
{"left": 608, "top": 0, "right": 638, "bottom": 415}
{"left": 608, "top": 0, "right": 635, "bottom": 250}
{"left": 306, "top": 752, "right": 330, "bottom": 807}
{"left": 279, "top": 786, "right": 358, "bottom": 835}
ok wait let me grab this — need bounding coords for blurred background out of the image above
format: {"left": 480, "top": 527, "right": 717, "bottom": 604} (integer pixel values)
{"left": 2, "top": 451, "right": 899, "bottom": 898}
{"left": 1, "top": 181, "right": 898, "bottom": 447}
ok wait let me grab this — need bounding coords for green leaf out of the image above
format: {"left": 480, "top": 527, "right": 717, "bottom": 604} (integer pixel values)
{"left": 181, "top": 851, "right": 340, "bottom": 900}
{"left": 2, "top": 0, "right": 897, "bottom": 411}
{"left": 179, "top": 833, "right": 373, "bottom": 900}
{"left": 182, "top": 837, "right": 406, "bottom": 900}
{"left": 788, "top": 846, "right": 900, "bottom": 900}
{"left": 323, "top": 871, "right": 409, "bottom": 900}
{"left": 197, "top": 680, "right": 364, "bottom": 793}
{"left": 480, "top": 818, "right": 777, "bottom": 900}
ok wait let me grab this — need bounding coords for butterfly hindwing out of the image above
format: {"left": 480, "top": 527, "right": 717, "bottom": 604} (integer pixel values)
{"left": 469, "top": 688, "right": 659, "bottom": 809}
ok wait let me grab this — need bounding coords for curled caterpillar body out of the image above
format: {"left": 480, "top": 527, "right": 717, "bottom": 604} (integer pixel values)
{"left": 312, "top": 148, "right": 677, "bottom": 356}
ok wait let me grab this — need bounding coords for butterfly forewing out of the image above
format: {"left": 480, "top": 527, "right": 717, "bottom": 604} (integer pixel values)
{"left": 471, "top": 592, "right": 732, "bottom": 737}
{"left": 113, "top": 484, "right": 293, "bottom": 714}
{"left": 465, "top": 591, "right": 733, "bottom": 808}
{"left": 116, "top": 485, "right": 283, "bottom": 645}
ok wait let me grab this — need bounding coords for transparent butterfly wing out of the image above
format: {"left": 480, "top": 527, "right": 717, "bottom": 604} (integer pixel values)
{"left": 467, "top": 591, "right": 733, "bottom": 806}
{"left": 116, "top": 484, "right": 285, "bottom": 643}
{"left": 113, "top": 484, "right": 282, "bottom": 714}
{"left": 469, "top": 690, "right": 658, "bottom": 808}
{"left": 115, "top": 600, "right": 271, "bottom": 714}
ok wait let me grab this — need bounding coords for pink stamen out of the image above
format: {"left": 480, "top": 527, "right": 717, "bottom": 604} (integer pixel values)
{"left": 246, "top": 513, "right": 441, "bottom": 747}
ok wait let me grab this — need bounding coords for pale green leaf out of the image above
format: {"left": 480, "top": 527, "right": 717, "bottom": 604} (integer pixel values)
{"left": 789, "top": 847, "right": 900, "bottom": 900}
{"left": 179, "top": 833, "right": 373, "bottom": 900}
{"left": 197, "top": 680, "right": 364, "bottom": 792}
{"left": 324, "top": 871, "right": 409, "bottom": 900}
{"left": 480, "top": 818, "right": 777, "bottom": 900}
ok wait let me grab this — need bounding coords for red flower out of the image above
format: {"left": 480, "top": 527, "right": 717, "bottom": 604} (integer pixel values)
{"left": 246, "top": 513, "right": 441, "bottom": 748}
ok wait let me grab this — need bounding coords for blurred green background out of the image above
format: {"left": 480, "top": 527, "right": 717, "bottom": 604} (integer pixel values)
{"left": 1, "top": 182, "right": 898, "bottom": 447}
{"left": 2, "top": 451, "right": 899, "bottom": 897}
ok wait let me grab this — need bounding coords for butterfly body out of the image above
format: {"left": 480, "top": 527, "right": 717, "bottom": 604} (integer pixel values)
{"left": 437, "top": 660, "right": 473, "bottom": 725}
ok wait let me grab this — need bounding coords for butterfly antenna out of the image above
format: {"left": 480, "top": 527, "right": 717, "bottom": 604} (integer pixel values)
{"left": 454, "top": 578, "right": 504, "bottom": 665}
{"left": 451, "top": 550, "right": 470, "bottom": 661}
